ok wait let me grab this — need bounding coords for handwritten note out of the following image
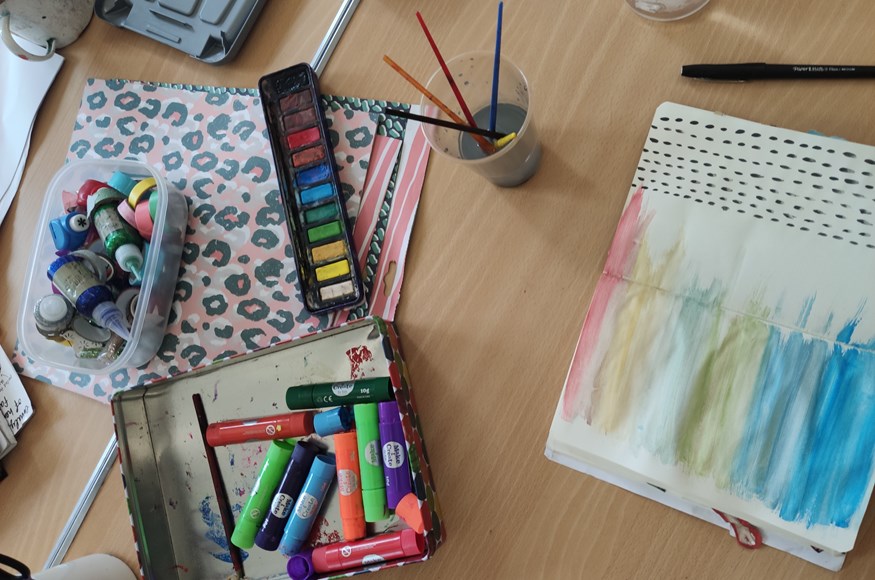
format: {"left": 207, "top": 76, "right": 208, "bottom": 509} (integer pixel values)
{"left": 1, "top": 346, "right": 32, "bottom": 435}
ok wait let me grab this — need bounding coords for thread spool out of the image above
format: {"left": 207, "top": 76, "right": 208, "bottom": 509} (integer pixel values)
{"left": 33, "top": 294, "right": 75, "bottom": 337}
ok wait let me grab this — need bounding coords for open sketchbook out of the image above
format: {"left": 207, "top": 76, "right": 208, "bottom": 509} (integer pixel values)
{"left": 546, "top": 102, "right": 875, "bottom": 570}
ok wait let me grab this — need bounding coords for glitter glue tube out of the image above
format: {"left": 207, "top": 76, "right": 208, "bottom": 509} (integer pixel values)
{"left": 255, "top": 440, "right": 319, "bottom": 551}
{"left": 287, "top": 529, "right": 426, "bottom": 579}
{"left": 87, "top": 188, "right": 144, "bottom": 281}
{"left": 279, "top": 453, "right": 336, "bottom": 556}
{"left": 231, "top": 439, "right": 296, "bottom": 549}
{"left": 47, "top": 255, "right": 130, "bottom": 340}
{"left": 286, "top": 377, "right": 394, "bottom": 410}
{"left": 334, "top": 431, "right": 367, "bottom": 541}
{"left": 313, "top": 406, "right": 353, "bottom": 437}
{"left": 378, "top": 401, "right": 412, "bottom": 509}
{"left": 353, "top": 404, "right": 388, "bottom": 522}
{"left": 205, "top": 411, "right": 315, "bottom": 447}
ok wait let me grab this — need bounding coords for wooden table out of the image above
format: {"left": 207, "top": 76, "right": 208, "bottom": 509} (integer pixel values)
{"left": 2, "top": 1, "right": 875, "bottom": 578}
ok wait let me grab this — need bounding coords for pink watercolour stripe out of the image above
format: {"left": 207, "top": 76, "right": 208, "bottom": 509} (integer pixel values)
{"left": 335, "top": 136, "right": 403, "bottom": 326}
{"left": 369, "top": 120, "right": 430, "bottom": 319}
{"left": 561, "top": 187, "right": 647, "bottom": 421}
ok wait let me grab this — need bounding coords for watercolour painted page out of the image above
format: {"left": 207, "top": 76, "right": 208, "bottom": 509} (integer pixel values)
{"left": 547, "top": 103, "right": 875, "bottom": 553}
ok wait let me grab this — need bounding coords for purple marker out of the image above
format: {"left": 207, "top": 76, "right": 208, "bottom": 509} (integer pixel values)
{"left": 378, "top": 401, "right": 412, "bottom": 509}
{"left": 254, "top": 440, "right": 318, "bottom": 551}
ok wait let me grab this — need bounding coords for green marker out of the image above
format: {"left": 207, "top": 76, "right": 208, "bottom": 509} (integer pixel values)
{"left": 231, "top": 439, "right": 295, "bottom": 548}
{"left": 353, "top": 403, "right": 389, "bottom": 522}
{"left": 286, "top": 377, "right": 393, "bottom": 410}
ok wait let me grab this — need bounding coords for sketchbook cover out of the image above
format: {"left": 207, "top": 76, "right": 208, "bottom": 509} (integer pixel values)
{"left": 13, "top": 79, "right": 429, "bottom": 402}
{"left": 547, "top": 102, "right": 875, "bottom": 556}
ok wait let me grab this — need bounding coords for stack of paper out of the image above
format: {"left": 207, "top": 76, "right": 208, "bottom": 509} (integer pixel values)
{"left": 0, "top": 36, "right": 63, "bottom": 226}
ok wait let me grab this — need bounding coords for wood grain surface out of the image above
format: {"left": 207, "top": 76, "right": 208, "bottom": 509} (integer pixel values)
{"left": 2, "top": 1, "right": 875, "bottom": 578}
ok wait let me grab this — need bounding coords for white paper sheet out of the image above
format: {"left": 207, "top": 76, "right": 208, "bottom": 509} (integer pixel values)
{"left": 0, "top": 35, "right": 63, "bottom": 226}
{"left": 0, "top": 134, "right": 29, "bottom": 223}
{"left": 1, "top": 344, "right": 32, "bottom": 436}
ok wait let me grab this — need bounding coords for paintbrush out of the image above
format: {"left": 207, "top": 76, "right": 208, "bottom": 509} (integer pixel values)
{"left": 382, "top": 55, "right": 496, "bottom": 153}
{"left": 385, "top": 107, "right": 508, "bottom": 139}
{"left": 415, "top": 11, "right": 479, "bottom": 128}
{"left": 489, "top": 2, "right": 504, "bottom": 133}
{"left": 193, "top": 393, "right": 245, "bottom": 579}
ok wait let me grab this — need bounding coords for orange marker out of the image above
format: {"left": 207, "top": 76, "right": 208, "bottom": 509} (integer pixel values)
{"left": 334, "top": 431, "right": 367, "bottom": 541}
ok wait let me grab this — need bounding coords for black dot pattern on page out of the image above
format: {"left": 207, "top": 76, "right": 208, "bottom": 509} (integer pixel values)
{"left": 635, "top": 115, "right": 875, "bottom": 250}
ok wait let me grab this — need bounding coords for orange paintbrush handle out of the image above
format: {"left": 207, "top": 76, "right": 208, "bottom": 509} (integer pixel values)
{"left": 383, "top": 55, "right": 495, "bottom": 153}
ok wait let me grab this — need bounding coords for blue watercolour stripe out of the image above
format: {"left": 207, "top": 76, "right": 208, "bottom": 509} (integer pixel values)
{"left": 727, "top": 320, "right": 875, "bottom": 528}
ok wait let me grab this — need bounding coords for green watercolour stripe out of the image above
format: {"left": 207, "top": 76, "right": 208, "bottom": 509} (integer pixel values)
{"left": 686, "top": 310, "right": 770, "bottom": 487}
{"left": 635, "top": 288, "right": 727, "bottom": 464}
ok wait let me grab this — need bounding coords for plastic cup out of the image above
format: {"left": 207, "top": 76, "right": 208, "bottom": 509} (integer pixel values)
{"left": 419, "top": 51, "right": 541, "bottom": 188}
{"left": 625, "top": 0, "right": 711, "bottom": 21}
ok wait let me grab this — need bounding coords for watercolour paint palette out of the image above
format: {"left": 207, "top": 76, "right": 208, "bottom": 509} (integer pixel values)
{"left": 112, "top": 317, "right": 444, "bottom": 579}
{"left": 259, "top": 64, "right": 364, "bottom": 314}
{"left": 546, "top": 102, "right": 875, "bottom": 570}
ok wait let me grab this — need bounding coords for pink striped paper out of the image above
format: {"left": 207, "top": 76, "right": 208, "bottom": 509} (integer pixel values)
{"left": 369, "top": 119, "right": 430, "bottom": 319}
{"left": 335, "top": 136, "right": 403, "bottom": 325}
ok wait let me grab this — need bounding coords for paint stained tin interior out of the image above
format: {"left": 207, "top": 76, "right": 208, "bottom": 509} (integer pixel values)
{"left": 112, "top": 317, "right": 444, "bottom": 579}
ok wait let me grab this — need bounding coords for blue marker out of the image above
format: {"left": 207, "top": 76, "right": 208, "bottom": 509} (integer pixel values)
{"left": 313, "top": 407, "right": 353, "bottom": 437}
{"left": 279, "top": 453, "right": 336, "bottom": 556}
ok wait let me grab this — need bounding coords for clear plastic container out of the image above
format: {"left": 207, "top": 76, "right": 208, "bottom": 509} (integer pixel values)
{"left": 17, "top": 159, "right": 187, "bottom": 374}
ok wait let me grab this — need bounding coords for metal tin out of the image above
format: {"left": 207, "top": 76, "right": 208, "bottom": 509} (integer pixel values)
{"left": 93, "top": 0, "right": 267, "bottom": 64}
{"left": 111, "top": 317, "right": 444, "bottom": 579}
